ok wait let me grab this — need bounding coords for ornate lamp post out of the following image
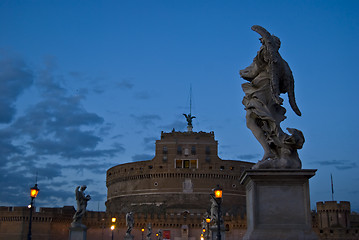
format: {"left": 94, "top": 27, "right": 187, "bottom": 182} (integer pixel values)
{"left": 111, "top": 217, "right": 116, "bottom": 240}
{"left": 142, "top": 228, "right": 145, "bottom": 240}
{"left": 27, "top": 183, "right": 39, "bottom": 240}
{"left": 211, "top": 185, "right": 222, "bottom": 240}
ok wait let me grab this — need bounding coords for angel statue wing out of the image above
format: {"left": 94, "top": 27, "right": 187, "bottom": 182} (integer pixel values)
{"left": 251, "top": 25, "right": 301, "bottom": 116}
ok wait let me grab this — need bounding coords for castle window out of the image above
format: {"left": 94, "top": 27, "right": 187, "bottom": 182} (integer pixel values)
{"left": 183, "top": 160, "right": 190, "bottom": 168}
{"left": 205, "top": 146, "right": 211, "bottom": 155}
{"left": 220, "top": 166, "right": 225, "bottom": 170}
{"left": 176, "top": 160, "right": 182, "bottom": 168}
{"left": 163, "top": 146, "right": 168, "bottom": 154}
{"left": 163, "top": 155, "right": 168, "bottom": 162}
{"left": 177, "top": 146, "right": 182, "bottom": 155}
{"left": 230, "top": 166, "right": 234, "bottom": 170}
{"left": 191, "top": 146, "right": 196, "bottom": 155}
{"left": 190, "top": 160, "right": 197, "bottom": 168}
{"left": 205, "top": 156, "right": 211, "bottom": 162}
{"left": 175, "top": 159, "right": 198, "bottom": 169}
{"left": 184, "top": 148, "right": 189, "bottom": 156}
{"left": 148, "top": 165, "right": 153, "bottom": 169}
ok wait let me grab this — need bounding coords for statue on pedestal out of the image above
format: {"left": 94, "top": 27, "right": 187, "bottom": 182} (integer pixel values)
{"left": 146, "top": 223, "right": 152, "bottom": 240}
{"left": 72, "top": 185, "right": 91, "bottom": 225}
{"left": 125, "top": 212, "right": 134, "bottom": 238}
{"left": 239, "top": 25, "right": 305, "bottom": 169}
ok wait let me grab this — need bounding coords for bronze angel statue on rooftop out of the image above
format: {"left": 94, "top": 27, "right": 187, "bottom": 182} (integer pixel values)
{"left": 239, "top": 25, "right": 304, "bottom": 169}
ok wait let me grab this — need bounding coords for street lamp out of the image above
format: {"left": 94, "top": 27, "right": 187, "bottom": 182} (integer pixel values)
{"left": 27, "top": 183, "right": 39, "bottom": 240}
{"left": 205, "top": 216, "right": 211, "bottom": 240}
{"left": 111, "top": 217, "right": 116, "bottom": 240}
{"left": 142, "top": 228, "right": 145, "bottom": 240}
{"left": 211, "top": 185, "right": 223, "bottom": 240}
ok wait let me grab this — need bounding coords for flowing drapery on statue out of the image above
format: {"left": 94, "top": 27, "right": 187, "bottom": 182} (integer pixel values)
{"left": 239, "top": 25, "right": 304, "bottom": 169}
{"left": 126, "top": 212, "right": 134, "bottom": 235}
{"left": 72, "top": 185, "right": 91, "bottom": 225}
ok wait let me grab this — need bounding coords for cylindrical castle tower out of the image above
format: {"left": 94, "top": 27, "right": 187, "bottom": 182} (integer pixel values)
{"left": 106, "top": 130, "right": 253, "bottom": 217}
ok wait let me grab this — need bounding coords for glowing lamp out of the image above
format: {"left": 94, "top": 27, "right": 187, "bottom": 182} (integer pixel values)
{"left": 206, "top": 217, "right": 211, "bottom": 223}
{"left": 202, "top": 228, "right": 206, "bottom": 233}
{"left": 30, "top": 184, "right": 39, "bottom": 198}
{"left": 112, "top": 217, "right": 116, "bottom": 223}
{"left": 111, "top": 225, "right": 115, "bottom": 230}
{"left": 142, "top": 228, "right": 145, "bottom": 232}
{"left": 213, "top": 185, "right": 222, "bottom": 199}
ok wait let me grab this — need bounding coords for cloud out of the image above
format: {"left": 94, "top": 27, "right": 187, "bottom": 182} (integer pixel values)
{"left": 133, "top": 91, "right": 151, "bottom": 99}
{"left": 237, "top": 154, "right": 261, "bottom": 160}
{"left": 0, "top": 55, "right": 34, "bottom": 123}
{"left": 130, "top": 114, "right": 161, "bottom": 128}
{"left": 143, "top": 136, "right": 157, "bottom": 150}
{"left": 116, "top": 79, "right": 134, "bottom": 89}
{"left": 131, "top": 154, "right": 154, "bottom": 162}
{"left": 0, "top": 56, "right": 125, "bottom": 207}
{"left": 159, "top": 119, "right": 186, "bottom": 132}
{"left": 313, "top": 160, "right": 358, "bottom": 170}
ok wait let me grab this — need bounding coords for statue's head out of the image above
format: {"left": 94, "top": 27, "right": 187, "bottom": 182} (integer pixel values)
{"left": 80, "top": 185, "right": 87, "bottom": 191}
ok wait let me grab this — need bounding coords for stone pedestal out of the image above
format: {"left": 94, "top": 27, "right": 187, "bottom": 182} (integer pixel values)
{"left": 69, "top": 223, "right": 87, "bottom": 240}
{"left": 239, "top": 169, "right": 319, "bottom": 240}
{"left": 210, "top": 225, "right": 226, "bottom": 240}
{"left": 124, "top": 233, "right": 134, "bottom": 240}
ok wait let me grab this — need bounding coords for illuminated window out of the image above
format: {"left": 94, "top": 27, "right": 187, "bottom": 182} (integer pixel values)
{"left": 175, "top": 159, "right": 198, "bottom": 169}
{"left": 190, "top": 160, "right": 197, "bottom": 168}
{"left": 183, "top": 160, "right": 190, "bottom": 168}
{"left": 176, "top": 160, "right": 182, "bottom": 168}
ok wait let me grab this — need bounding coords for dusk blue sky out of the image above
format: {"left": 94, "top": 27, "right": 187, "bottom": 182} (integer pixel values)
{"left": 0, "top": 1, "right": 358, "bottom": 212}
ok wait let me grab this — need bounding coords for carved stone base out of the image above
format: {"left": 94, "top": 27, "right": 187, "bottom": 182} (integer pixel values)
{"left": 69, "top": 222, "right": 87, "bottom": 240}
{"left": 239, "top": 169, "right": 319, "bottom": 240}
{"left": 210, "top": 225, "right": 226, "bottom": 240}
{"left": 124, "top": 233, "right": 134, "bottom": 240}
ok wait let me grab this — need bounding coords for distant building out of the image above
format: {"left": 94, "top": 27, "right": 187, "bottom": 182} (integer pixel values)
{"left": 314, "top": 201, "right": 359, "bottom": 239}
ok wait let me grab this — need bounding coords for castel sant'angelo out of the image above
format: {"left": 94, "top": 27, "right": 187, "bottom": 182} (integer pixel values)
{"left": 106, "top": 124, "right": 253, "bottom": 217}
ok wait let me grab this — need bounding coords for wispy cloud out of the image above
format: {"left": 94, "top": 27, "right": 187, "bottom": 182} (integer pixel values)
{"left": 130, "top": 114, "right": 161, "bottom": 129}
{"left": 0, "top": 55, "right": 124, "bottom": 207}
{"left": 133, "top": 91, "right": 151, "bottom": 100}
{"left": 0, "top": 55, "right": 34, "bottom": 123}
{"left": 159, "top": 119, "right": 186, "bottom": 132}
{"left": 143, "top": 136, "right": 157, "bottom": 150}
{"left": 132, "top": 153, "right": 154, "bottom": 162}
{"left": 313, "top": 160, "right": 358, "bottom": 170}
{"left": 237, "top": 154, "right": 261, "bottom": 160}
{"left": 116, "top": 79, "right": 134, "bottom": 90}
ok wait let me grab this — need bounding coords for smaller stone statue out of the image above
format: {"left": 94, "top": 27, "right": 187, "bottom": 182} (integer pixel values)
{"left": 157, "top": 229, "right": 163, "bottom": 240}
{"left": 210, "top": 198, "right": 218, "bottom": 225}
{"left": 126, "top": 212, "right": 134, "bottom": 236}
{"left": 72, "top": 185, "right": 91, "bottom": 225}
{"left": 146, "top": 223, "right": 152, "bottom": 240}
